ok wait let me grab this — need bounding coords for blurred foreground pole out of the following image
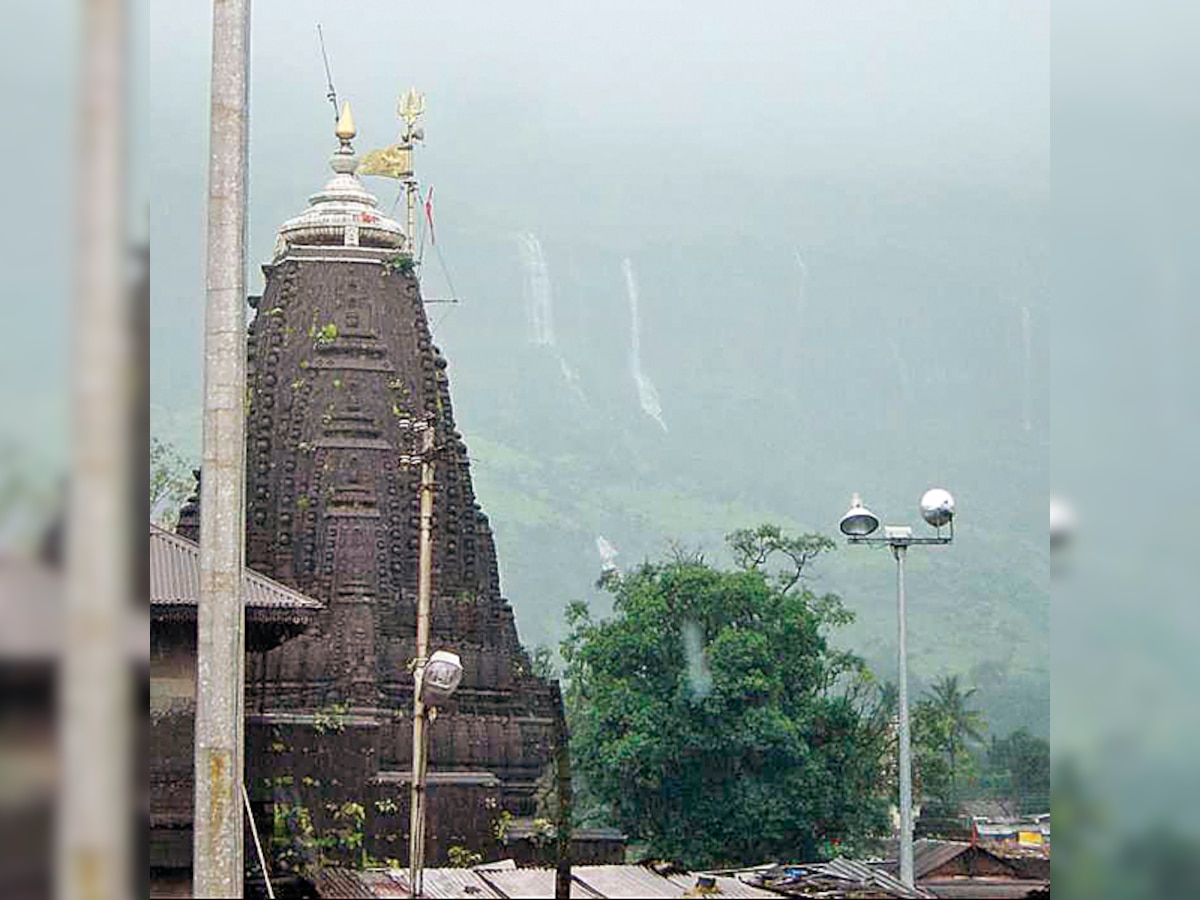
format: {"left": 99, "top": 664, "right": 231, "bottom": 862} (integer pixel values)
{"left": 193, "top": 0, "right": 251, "bottom": 896}
{"left": 60, "top": 1, "right": 130, "bottom": 899}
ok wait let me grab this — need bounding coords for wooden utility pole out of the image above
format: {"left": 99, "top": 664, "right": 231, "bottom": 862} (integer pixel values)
{"left": 552, "top": 684, "right": 573, "bottom": 900}
{"left": 409, "top": 421, "right": 436, "bottom": 898}
{"left": 193, "top": 0, "right": 251, "bottom": 895}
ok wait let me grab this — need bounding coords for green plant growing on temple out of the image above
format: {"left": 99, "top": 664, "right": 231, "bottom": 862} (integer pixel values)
{"left": 313, "top": 702, "right": 350, "bottom": 736}
{"left": 448, "top": 845, "right": 483, "bottom": 868}
{"left": 386, "top": 254, "right": 415, "bottom": 276}
{"left": 562, "top": 524, "right": 889, "bottom": 868}
{"left": 373, "top": 797, "right": 399, "bottom": 817}
{"left": 492, "top": 809, "right": 514, "bottom": 842}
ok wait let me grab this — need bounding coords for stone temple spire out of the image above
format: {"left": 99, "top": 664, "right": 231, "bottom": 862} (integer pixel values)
{"left": 243, "top": 97, "right": 559, "bottom": 866}
{"left": 274, "top": 101, "right": 406, "bottom": 256}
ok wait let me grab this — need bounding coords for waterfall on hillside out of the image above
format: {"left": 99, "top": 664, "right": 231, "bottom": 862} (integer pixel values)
{"left": 622, "top": 258, "right": 668, "bottom": 432}
{"left": 517, "top": 232, "right": 555, "bottom": 347}
{"left": 1021, "top": 305, "right": 1033, "bottom": 432}
{"left": 595, "top": 535, "right": 620, "bottom": 574}
{"left": 558, "top": 355, "right": 587, "bottom": 404}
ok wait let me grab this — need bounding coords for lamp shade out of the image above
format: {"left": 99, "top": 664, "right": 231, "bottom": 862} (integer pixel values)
{"left": 839, "top": 494, "right": 880, "bottom": 537}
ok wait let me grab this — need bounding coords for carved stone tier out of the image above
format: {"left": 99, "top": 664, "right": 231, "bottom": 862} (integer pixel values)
{"left": 242, "top": 241, "right": 556, "bottom": 862}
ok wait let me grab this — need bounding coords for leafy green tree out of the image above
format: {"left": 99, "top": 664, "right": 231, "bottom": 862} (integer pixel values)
{"left": 987, "top": 728, "right": 1050, "bottom": 811}
{"left": 150, "top": 437, "right": 194, "bottom": 530}
{"left": 562, "top": 525, "right": 889, "bottom": 867}
{"left": 915, "top": 675, "right": 986, "bottom": 803}
{"left": 528, "top": 643, "right": 558, "bottom": 680}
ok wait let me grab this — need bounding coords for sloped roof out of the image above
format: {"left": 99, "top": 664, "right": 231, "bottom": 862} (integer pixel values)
{"left": 0, "top": 556, "right": 148, "bottom": 661}
{"left": 391, "top": 868, "right": 502, "bottom": 898}
{"left": 878, "top": 840, "right": 1019, "bottom": 881}
{"left": 476, "top": 867, "right": 603, "bottom": 899}
{"left": 149, "top": 524, "right": 322, "bottom": 613}
{"left": 664, "top": 871, "right": 781, "bottom": 898}
{"left": 315, "top": 864, "right": 786, "bottom": 899}
{"left": 756, "top": 857, "right": 933, "bottom": 899}
{"left": 569, "top": 865, "right": 686, "bottom": 898}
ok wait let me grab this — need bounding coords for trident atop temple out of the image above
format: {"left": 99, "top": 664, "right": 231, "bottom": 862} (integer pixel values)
{"left": 357, "top": 88, "right": 427, "bottom": 254}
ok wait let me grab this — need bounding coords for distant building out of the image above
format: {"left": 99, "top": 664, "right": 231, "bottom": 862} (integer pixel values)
{"left": 149, "top": 524, "right": 322, "bottom": 897}
{"left": 198, "top": 104, "right": 565, "bottom": 875}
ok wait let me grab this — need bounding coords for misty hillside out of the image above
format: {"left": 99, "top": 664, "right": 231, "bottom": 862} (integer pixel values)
{"left": 152, "top": 175, "right": 1047, "bottom": 738}
{"left": 149, "top": 1, "right": 1047, "bottom": 739}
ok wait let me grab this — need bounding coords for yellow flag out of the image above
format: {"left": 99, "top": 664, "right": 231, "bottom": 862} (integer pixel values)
{"left": 356, "top": 144, "right": 413, "bottom": 179}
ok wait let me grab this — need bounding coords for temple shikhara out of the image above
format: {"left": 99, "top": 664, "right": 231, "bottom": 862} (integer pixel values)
{"left": 242, "top": 100, "right": 561, "bottom": 858}
{"left": 153, "top": 99, "right": 575, "bottom": 892}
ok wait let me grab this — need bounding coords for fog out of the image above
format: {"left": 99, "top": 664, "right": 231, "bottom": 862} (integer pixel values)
{"left": 149, "top": 1, "right": 1048, "bottom": 735}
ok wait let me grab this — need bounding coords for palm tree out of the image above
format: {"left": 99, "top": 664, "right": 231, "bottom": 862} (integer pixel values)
{"left": 923, "top": 675, "right": 986, "bottom": 799}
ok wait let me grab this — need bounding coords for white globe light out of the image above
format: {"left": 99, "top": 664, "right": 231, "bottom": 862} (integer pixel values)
{"left": 920, "top": 488, "right": 955, "bottom": 528}
{"left": 421, "top": 650, "right": 464, "bottom": 705}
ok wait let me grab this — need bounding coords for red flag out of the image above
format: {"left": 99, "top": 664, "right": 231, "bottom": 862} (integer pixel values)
{"left": 424, "top": 186, "right": 436, "bottom": 245}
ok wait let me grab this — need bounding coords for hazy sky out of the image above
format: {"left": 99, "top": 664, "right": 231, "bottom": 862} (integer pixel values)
{"left": 149, "top": 1, "right": 1048, "bottom": 411}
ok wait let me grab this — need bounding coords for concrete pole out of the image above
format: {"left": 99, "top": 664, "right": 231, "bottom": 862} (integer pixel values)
{"left": 61, "top": 2, "right": 129, "bottom": 898}
{"left": 193, "top": 0, "right": 251, "bottom": 896}
{"left": 409, "top": 423, "right": 435, "bottom": 897}
{"left": 893, "top": 544, "right": 914, "bottom": 888}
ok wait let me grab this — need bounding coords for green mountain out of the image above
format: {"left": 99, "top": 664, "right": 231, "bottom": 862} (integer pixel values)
{"left": 152, "top": 178, "right": 1047, "bottom": 739}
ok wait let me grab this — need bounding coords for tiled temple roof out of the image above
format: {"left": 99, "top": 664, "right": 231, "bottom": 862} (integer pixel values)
{"left": 150, "top": 524, "right": 323, "bottom": 616}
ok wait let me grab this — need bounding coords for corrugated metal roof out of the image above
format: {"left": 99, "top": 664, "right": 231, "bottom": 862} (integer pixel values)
{"left": 314, "top": 868, "right": 374, "bottom": 898}
{"left": 761, "top": 857, "right": 933, "bottom": 899}
{"left": 571, "top": 865, "right": 686, "bottom": 898}
{"left": 355, "top": 871, "right": 410, "bottom": 899}
{"left": 910, "top": 840, "right": 978, "bottom": 880}
{"left": 477, "top": 868, "right": 604, "bottom": 899}
{"left": 149, "top": 524, "right": 322, "bottom": 610}
{"left": 665, "top": 872, "right": 779, "bottom": 898}
{"left": 878, "top": 839, "right": 980, "bottom": 881}
{"left": 386, "top": 867, "right": 502, "bottom": 899}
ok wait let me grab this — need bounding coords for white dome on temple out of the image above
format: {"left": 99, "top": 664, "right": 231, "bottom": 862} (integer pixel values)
{"left": 274, "top": 103, "right": 406, "bottom": 255}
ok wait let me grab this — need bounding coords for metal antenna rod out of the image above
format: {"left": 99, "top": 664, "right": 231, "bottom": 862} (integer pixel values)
{"left": 317, "top": 24, "right": 338, "bottom": 119}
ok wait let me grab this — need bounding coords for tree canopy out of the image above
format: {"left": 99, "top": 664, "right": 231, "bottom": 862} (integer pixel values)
{"left": 150, "top": 437, "right": 194, "bottom": 530}
{"left": 986, "top": 727, "right": 1050, "bottom": 811}
{"left": 561, "top": 525, "right": 890, "bottom": 867}
{"left": 913, "top": 674, "right": 987, "bottom": 803}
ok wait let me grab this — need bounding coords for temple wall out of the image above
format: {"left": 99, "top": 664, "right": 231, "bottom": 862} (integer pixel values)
{"left": 242, "top": 250, "right": 558, "bottom": 862}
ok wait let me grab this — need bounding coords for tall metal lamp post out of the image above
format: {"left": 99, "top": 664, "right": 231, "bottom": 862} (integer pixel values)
{"left": 839, "top": 488, "right": 956, "bottom": 889}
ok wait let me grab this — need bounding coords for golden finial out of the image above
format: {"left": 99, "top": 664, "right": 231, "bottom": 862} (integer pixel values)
{"left": 335, "top": 101, "right": 356, "bottom": 142}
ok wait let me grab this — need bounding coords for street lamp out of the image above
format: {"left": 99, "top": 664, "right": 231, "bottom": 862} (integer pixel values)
{"left": 409, "top": 649, "right": 463, "bottom": 898}
{"left": 1049, "top": 494, "right": 1075, "bottom": 553}
{"left": 839, "top": 488, "right": 956, "bottom": 889}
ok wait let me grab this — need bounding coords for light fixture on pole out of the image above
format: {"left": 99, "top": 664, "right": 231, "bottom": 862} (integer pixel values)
{"left": 420, "top": 650, "right": 464, "bottom": 705}
{"left": 408, "top": 648, "right": 462, "bottom": 898}
{"left": 839, "top": 488, "right": 956, "bottom": 890}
